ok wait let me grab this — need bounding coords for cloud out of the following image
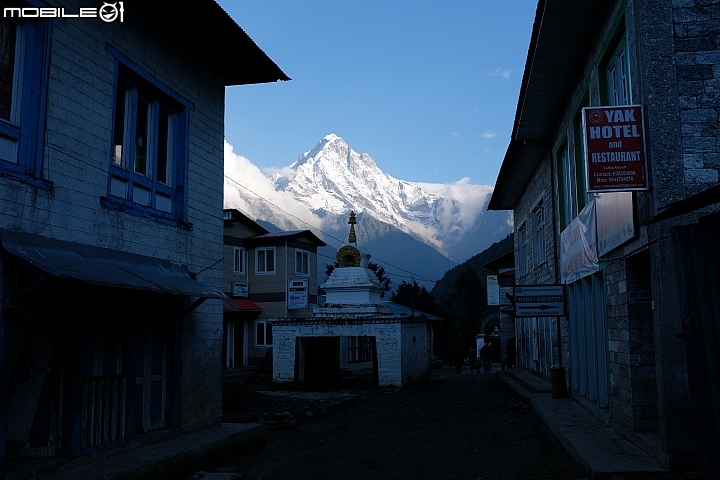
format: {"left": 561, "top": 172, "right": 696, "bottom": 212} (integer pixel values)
{"left": 480, "top": 148, "right": 491, "bottom": 155}
{"left": 481, "top": 131, "right": 497, "bottom": 139}
{"left": 223, "top": 140, "right": 323, "bottom": 233}
{"left": 413, "top": 178, "right": 495, "bottom": 243}
{"left": 451, "top": 131, "right": 462, "bottom": 139}
{"left": 488, "top": 68, "right": 511, "bottom": 79}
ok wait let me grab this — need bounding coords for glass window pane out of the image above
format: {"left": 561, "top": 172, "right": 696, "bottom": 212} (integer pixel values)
{"left": 266, "top": 324, "right": 272, "bottom": 345}
{"left": 134, "top": 97, "right": 149, "bottom": 176}
{"left": 113, "top": 85, "right": 128, "bottom": 166}
{"left": 267, "top": 249, "right": 275, "bottom": 272}
{"left": 157, "top": 110, "right": 170, "bottom": 184}
{"left": 256, "top": 322, "right": 264, "bottom": 345}
{"left": 258, "top": 250, "right": 265, "bottom": 272}
{"left": 0, "top": 20, "right": 16, "bottom": 122}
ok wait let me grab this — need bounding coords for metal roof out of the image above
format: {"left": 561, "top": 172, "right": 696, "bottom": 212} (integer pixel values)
{"left": 489, "top": 0, "right": 616, "bottom": 210}
{"left": 129, "top": 0, "right": 290, "bottom": 86}
{"left": 2, "top": 230, "right": 225, "bottom": 299}
{"left": 246, "top": 230, "right": 327, "bottom": 246}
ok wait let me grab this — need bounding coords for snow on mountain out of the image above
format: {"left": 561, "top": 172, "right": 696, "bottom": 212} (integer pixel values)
{"left": 268, "top": 134, "right": 510, "bottom": 258}
{"left": 224, "top": 135, "right": 512, "bottom": 264}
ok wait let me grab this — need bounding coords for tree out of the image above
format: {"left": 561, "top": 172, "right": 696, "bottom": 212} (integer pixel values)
{"left": 324, "top": 261, "right": 392, "bottom": 298}
{"left": 390, "top": 280, "right": 440, "bottom": 316}
{"left": 437, "top": 266, "right": 487, "bottom": 357}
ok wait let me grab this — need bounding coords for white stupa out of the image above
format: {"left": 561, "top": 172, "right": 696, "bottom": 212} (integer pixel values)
{"left": 314, "top": 211, "right": 392, "bottom": 317}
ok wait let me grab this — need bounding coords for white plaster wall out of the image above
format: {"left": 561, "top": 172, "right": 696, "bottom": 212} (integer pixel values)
{"left": 272, "top": 322, "right": 405, "bottom": 386}
{"left": 401, "top": 323, "right": 430, "bottom": 385}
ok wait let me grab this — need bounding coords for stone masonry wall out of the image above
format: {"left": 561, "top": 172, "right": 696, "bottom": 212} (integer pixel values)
{"left": 673, "top": 0, "right": 720, "bottom": 197}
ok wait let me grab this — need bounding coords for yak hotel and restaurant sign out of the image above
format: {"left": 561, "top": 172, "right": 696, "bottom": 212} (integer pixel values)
{"left": 582, "top": 105, "right": 649, "bottom": 192}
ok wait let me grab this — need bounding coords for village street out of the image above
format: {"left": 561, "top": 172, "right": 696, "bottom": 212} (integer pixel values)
{"left": 197, "top": 367, "right": 584, "bottom": 480}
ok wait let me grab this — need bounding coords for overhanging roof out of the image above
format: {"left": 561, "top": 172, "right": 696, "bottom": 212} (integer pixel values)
{"left": 2, "top": 230, "right": 224, "bottom": 298}
{"left": 489, "top": 0, "right": 615, "bottom": 210}
{"left": 224, "top": 298, "right": 262, "bottom": 312}
{"left": 245, "top": 230, "right": 327, "bottom": 247}
{"left": 130, "top": 1, "right": 290, "bottom": 86}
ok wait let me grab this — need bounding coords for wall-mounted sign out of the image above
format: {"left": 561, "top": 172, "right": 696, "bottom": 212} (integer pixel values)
{"left": 628, "top": 290, "right": 652, "bottom": 305}
{"left": 583, "top": 105, "right": 649, "bottom": 192}
{"left": 514, "top": 285, "right": 565, "bottom": 317}
{"left": 232, "top": 281, "right": 248, "bottom": 298}
{"left": 288, "top": 279, "right": 308, "bottom": 309}
{"left": 487, "top": 275, "right": 499, "bottom": 306}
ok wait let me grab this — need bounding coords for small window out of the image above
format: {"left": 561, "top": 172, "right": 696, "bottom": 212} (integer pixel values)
{"left": 517, "top": 223, "right": 528, "bottom": 276}
{"left": 295, "top": 249, "right": 310, "bottom": 276}
{"left": 255, "top": 320, "right": 272, "bottom": 347}
{"left": 532, "top": 201, "right": 546, "bottom": 266}
{"left": 606, "top": 40, "right": 630, "bottom": 106}
{"left": 0, "top": 15, "right": 51, "bottom": 187}
{"left": 256, "top": 247, "right": 276, "bottom": 274}
{"left": 233, "top": 247, "right": 245, "bottom": 274}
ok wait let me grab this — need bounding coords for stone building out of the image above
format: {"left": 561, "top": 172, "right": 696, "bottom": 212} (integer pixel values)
{"left": 0, "top": 1, "right": 287, "bottom": 471}
{"left": 489, "top": 0, "right": 719, "bottom": 473}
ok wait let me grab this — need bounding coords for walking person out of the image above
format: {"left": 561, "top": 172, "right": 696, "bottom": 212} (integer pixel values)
{"left": 453, "top": 344, "right": 464, "bottom": 374}
{"left": 480, "top": 342, "right": 493, "bottom": 373}
{"left": 467, "top": 345, "right": 478, "bottom": 373}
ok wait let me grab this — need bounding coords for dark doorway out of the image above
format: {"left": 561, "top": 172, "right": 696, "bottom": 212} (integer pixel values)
{"left": 301, "top": 337, "right": 340, "bottom": 385}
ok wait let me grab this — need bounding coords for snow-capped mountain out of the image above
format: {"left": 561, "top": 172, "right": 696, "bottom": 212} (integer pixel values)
{"left": 266, "top": 134, "right": 512, "bottom": 260}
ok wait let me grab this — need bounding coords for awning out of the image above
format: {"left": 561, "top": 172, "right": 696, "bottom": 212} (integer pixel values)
{"left": 223, "top": 298, "right": 262, "bottom": 312}
{"left": 1, "top": 230, "right": 224, "bottom": 299}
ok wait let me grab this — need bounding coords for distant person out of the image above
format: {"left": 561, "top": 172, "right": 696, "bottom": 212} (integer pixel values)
{"left": 467, "top": 345, "right": 479, "bottom": 373}
{"left": 505, "top": 338, "right": 517, "bottom": 369}
{"left": 453, "top": 345, "right": 464, "bottom": 374}
{"left": 480, "top": 342, "right": 493, "bottom": 373}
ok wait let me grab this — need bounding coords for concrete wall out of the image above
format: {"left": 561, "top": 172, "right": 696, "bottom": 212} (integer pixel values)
{"left": 0, "top": 0, "right": 225, "bottom": 432}
{"left": 400, "top": 323, "right": 430, "bottom": 385}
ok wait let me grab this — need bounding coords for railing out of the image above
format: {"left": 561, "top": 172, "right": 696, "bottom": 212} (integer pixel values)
{"left": 81, "top": 374, "right": 126, "bottom": 449}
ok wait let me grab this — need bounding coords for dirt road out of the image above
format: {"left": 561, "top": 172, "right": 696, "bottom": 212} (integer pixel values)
{"left": 215, "top": 367, "right": 583, "bottom": 480}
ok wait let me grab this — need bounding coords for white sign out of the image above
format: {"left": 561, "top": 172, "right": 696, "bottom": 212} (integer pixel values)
{"left": 560, "top": 199, "right": 599, "bottom": 284}
{"left": 232, "top": 282, "right": 248, "bottom": 298}
{"left": 514, "top": 285, "right": 565, "bottom": 317}
{"left": 287, "top": 279, "right": 308, "bottom": 309}
{"left": 596, "top": 192, "right": 635, "bottom": 256}
{"left": 487, "top": 275, "right": 499, "bottom": 306}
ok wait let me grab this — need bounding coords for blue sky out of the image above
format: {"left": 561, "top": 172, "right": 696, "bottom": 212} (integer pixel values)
{"left": 217, "top": 1, "right": 537, "bottom": 186}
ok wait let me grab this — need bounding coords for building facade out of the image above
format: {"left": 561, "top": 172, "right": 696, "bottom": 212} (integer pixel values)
{"left": 222, "top": 209, "right": 325, "bottom": 371}
{"left": 0, "top": 1, "right": 287, "bottom": 470}
{"left": 489, "top": 0, "right": 719, "bottom": 473}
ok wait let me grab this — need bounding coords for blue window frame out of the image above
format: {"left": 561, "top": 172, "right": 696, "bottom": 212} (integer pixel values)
{"left": 102, "top": 45, "right": 193, "bottom": 228}
{"left": 0, "top": 11, "right": 51, "bottom": 188}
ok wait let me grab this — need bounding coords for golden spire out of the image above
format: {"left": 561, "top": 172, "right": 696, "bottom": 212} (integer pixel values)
{"left": 348, "top": 210, "right": 357, "bottom": 244}
{"left": 336, "top": 211, "right": 361, "bottom": 267}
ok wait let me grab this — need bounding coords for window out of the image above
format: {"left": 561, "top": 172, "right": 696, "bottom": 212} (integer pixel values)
{"left": 531, "top": 201, "right": 546, "bottom": 266}
{"left": 605, "top": 39, "right": 631, "bottom": 106}
{"left": 0, "top": 14, "right": 50, "bottom": 187}
{"left": 103, "top": 46, "right": 192, "bottom": 226}
{"left": 255, "top": 320, "right": 272, "bottom": 347}
{"left": 233, "top": 247, "right": 245, "bottom": 274}
{"left": 348, "top": 336, "right": 373, "bottom": 364}
{"left": 517, "top": 223, "right": 528, "bottom": 276}
{"left": 295, "top": 249, "right": 310, "bottom": 276}
{"left": 256, "top": 247, "right": 276, "bottom": 274}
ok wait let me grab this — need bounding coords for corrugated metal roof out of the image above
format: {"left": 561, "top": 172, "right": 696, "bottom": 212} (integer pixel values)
{"left": 2, "top": 230, "right": 225, "bottom": 299}
{"left": 247, "top": 230, "right": 327, "bottom": 246}
{"left": 127, "top": 1, "right": 290, "bottom": 86}
{"left": 223, "top": 298, "right": 262, "bottom": 312}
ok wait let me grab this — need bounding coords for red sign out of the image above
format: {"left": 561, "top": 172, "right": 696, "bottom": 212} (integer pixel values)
{"left": 583, "top": 105, "right": 649, "bottom": 192}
